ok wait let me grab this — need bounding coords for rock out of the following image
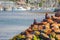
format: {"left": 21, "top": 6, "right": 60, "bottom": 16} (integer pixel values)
{"left": 55, "top": 11, "right": 60, "bottom": 17}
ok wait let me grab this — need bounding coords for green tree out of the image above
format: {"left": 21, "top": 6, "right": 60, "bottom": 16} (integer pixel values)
{"left": 59, "top": 1, "right": 60, "bottom": 5}
{"left": 58, "top": 0, "right": 60, "bottom": 5}
{"left": 39, "top": 2, "right": 42, "bottom": 7}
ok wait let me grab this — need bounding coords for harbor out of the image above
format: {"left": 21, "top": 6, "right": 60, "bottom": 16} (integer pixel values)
{"left": 0, "top": 0, "right": 59, "bottom": 12}
{"left": 0, "top": 0, "right": 60, "bottom": 40}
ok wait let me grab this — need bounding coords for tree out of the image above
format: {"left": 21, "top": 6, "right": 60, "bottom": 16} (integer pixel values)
{"left": 58, "top": 0, "right": 60, "bottom": 5}
{"left": 39, "top": 2, "right": 42, "bottom": 7}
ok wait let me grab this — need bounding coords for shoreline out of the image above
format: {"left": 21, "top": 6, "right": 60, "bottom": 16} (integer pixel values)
{"left": 0, "top": 11, "right": 55, "bottom": 13}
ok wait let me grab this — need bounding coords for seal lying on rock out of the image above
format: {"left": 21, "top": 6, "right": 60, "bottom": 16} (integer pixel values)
{"left": 11, "top": 12, "right": 60, "bottom": 40}
{"left": 55, "top": 11, "right": 60, "bottom": 17}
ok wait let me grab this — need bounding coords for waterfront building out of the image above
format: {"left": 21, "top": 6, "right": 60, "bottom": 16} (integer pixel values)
{"left": 28, "top": 0, "right": 41, "bottom": 4}
{"left": 42, "top": 0, "right": 59, "bottom": 8}
{"left": 0, "top": 1, "right": 16, "bottom": 7}
{"left": 26, "top": 0, "right": 59, "bottom": 8}
{"left": 0, "top": 1, "right": 16, "bottom": 11}
{"left": 27, "top": 0, "right": 41, "bottom": 8}
{"left": 16, "top": 0, "right": 26, "bottom": 5}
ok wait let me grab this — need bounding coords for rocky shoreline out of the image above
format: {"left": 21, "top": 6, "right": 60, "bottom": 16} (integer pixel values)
{"left": 11, "top": 12, "right": 60, "bottom": 40}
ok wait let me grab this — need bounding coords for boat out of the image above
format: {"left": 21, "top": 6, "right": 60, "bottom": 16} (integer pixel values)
{"left": 12, "top": 7, "right": 27, "bottom": 11}
{"left": 0, "top": 7, "right": 4, "bottom": 11}
{"left": 30, "top": 7, "right": 55, "bottom": 12}
{"left": 40, "top": 7, "right": 55, "bottom": 12}
{"left": 54, "top": 8, "right": 60, "bottom": 12}
{"left": 4, "top": 6, "right": 12, "bottom": 11}
{"left": 0, "top": 5, "right": 4, "bottom": 11}
{"left": 26, "top": 7, "right": 31, "bottom": 10}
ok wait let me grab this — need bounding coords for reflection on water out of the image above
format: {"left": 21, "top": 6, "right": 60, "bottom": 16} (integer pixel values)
{"left": 0, "top": 11, "right": 54, "bottom": 40}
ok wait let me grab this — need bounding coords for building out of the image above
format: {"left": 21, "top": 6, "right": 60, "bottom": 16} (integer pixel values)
{"left": 27, "top": 0, "right": 41, "bottom": 7}
{"left": 28, "top": 0, "right": 41, "bottom": 4}
{"left": 16, "top": 0, "right": 26, "bottom": 5}
{"left": 0, "top": 1, "right": 16, "bottom": 9}
{"left": 42, "top": 0, "right": 59, "bottom": 8}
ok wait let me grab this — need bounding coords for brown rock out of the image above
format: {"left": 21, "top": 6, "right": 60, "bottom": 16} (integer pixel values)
{"left": 55, "top": 11, "right": 60, "bottom": 17}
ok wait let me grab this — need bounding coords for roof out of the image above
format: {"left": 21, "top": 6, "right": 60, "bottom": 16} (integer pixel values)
{"left": 16, "top": 1, "right": 26, "bottom": 5}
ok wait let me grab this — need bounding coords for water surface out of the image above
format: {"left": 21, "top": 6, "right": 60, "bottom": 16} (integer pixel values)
{"left": 0, "top": 11, "right": 54, "bottom": 40}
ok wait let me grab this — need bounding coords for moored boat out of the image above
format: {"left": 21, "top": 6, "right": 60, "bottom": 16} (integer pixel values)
{"left": 0, "top": 5, "right": 4, "bottom": 11}
{"left": 4, "top": 6, "right": 12, "bottom": 11}
{"left": 30, "top": 7, "right": 55, "bottom": 12}
{"left": 12, "top": 6, "right": 27, "bottom": 11}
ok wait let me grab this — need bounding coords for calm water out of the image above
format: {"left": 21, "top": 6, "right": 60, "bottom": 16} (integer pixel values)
{"left": 0, "top": 11, "right": 54, "bottom": 40}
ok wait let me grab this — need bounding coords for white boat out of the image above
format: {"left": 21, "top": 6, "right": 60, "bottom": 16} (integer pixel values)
{"left": 13, "top": 7, "right": 27, "bottom": 11}
{"left": 38, "top": 8, "right": 55, "bottom": 12}
{"left": 5, "top": 6, "right": 12, "bottom": 11}
{"left": 26, "top": 7, "right": 31, "bottom": 10}
{"left": 0, "top": 5, "right": 4, "bottom": 11}
{"left": 0, "top": 7, "right": 3, "bottom": 11}
{"left": 30, "top": 7, "right": 55, "bottom": 12}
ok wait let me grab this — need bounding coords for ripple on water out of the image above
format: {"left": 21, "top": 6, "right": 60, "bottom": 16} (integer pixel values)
{"left": 0, "top": 11, "right": 55, "bottom": 39}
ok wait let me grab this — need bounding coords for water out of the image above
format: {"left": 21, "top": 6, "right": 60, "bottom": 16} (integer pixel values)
{"left": 0, "top": 11, "right": 54, "bottom": 40}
